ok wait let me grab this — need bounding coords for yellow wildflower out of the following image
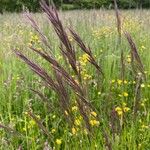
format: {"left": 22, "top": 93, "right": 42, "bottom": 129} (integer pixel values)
{"left": 72, "top": 106, "right": 78, "bottom": 111}
{"left": 141, "top": 124, "right": 149, "bottom": 129}
{"left": 127, "top": 57, "right": 131, "bottom": 63}
{"left": 115, "top": 107, "right": 123, "bottom": 116}
{"left": 36, "top": 115, "right": 40, "bottom": 119}
{"left": 123, "top": 92, "right": 128, "bottom": 97}
{"left": 79, "top": 54, "right": 90, "bottom": 65}
{"left": 24, "top": 112, "right": 28, "bottom": 115}
{"left": 29, "top": 120, "right": 36, "bottom": 126}
{"left": 74, "top": 119, "right": 81, "bottom": 126}
{"left": 111, "top": 79, "right": 115, "bottom": 83}
{"left": 117, "top": 79, "right": 122, "bottom": 85}
{"left": 91, "top": 111, "right": 97, "bottom": 117}
{"left": 133, "top": 81, "right": 136, "bottom": 84}
{"left": 141, "top": 46, "right": 146, "bottom": 49}
{"left": 141, "top": 84, "right": 145, "bottom": 88}
{"left": 124, "top": 80, "right": 128, "bottom": 84}
{"left": 72, "top": 127, "right": 77, "bottom": 135}
{"left": 56, "top": 139, "right": 62, "bottom": 145}
{"left": 89, "top": 119, "right": 100, "bottom": 126}
{"left": 123, "top": 107, "right": 130, "bottom": 112}
{"left": 68, "top": 35, "right": 73, "bottom": 42}
{"left": 51, "top": 128, "right": 56, "bottom": 133}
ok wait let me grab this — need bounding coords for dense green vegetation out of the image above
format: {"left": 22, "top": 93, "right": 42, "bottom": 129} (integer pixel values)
{"left": 0, "top": 5, "right": 150, "bottom": 149}
{"left": 0, "top": 0, "right": 150, "bottom": 13}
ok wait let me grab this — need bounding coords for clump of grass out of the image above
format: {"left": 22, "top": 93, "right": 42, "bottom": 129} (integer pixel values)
{"left": 125, "top": 31, "right": 145, "bottom": 119}
{"left": 114, "top": 0, "right": 145, "bottom": 121}
{"left": 14, "top": 1, "right": 103, "bottom": 135}
{"left": 0, "top": 0, "right": 149, "bottom": 149}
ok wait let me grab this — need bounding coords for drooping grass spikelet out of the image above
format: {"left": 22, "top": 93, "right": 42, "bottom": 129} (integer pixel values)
{"left": 125, "top": 31, "right": 145, "bottom": 79}
{"left": 70, "top": 29, "right": 104, "bottom": 76}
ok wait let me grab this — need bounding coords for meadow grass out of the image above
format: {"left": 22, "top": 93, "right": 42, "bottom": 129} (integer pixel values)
{"left": 0, "top": 8, "right": 150, "bottom": 150}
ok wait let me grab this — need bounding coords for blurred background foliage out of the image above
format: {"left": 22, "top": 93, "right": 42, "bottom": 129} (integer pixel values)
{"left": 0, "top": 0, "right": 150, "bottom": 13}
